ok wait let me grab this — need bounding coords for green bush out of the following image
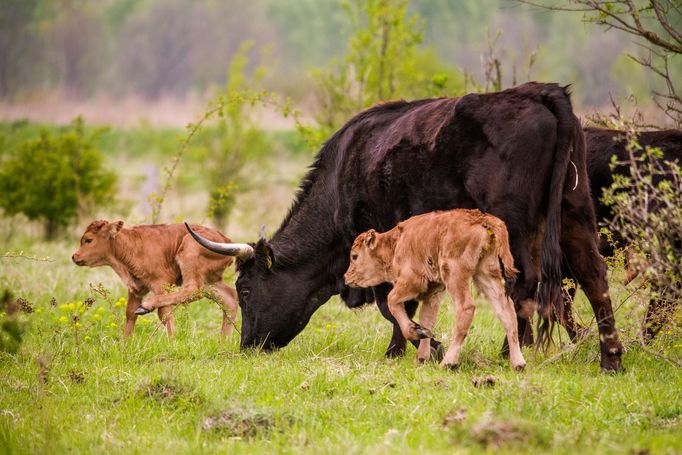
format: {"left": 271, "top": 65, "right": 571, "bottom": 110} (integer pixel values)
{"left": 602, "top": 137, "right": 682, "bottom": 305}
{"left": 0, "top": 117, "right": 116, "bottom": 239}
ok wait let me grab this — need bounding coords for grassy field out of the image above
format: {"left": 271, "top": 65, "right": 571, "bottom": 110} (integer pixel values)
{"left": 1, "top": 123, "right": 681, "bottom": 454}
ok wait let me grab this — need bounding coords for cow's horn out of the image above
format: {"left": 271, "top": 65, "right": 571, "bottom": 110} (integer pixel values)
{"left": 184, "top": 222, "right": 254, "bottom": 259}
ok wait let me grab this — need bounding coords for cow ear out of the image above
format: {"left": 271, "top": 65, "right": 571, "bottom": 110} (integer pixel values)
{"left": 366, "top": 229, "right": 378, "bottom": 250}
{"left": 255, "top": 240, "right": 275, "bottom": 270}
{"left": 108, "top": 220, "right": 124, "bottom": 238}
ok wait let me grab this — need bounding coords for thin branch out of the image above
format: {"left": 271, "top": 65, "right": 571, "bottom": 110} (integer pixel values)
{"left": 1, "top": 252, "right": 54, "bottom": 262}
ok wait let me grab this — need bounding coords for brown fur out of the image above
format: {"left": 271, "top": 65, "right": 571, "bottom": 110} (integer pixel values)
{"left": 344, "top": 209, "right": 525, "bottom": 369}
{"left": 72, "top": 220, "right": 238, "bottom": 338}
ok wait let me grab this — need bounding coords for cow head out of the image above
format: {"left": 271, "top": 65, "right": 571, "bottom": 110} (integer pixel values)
{"left": 185, "top": 223, "right": 325, "bottom": 351}
{"left": 344, "top": 229, "right": 389, "bottom": 288}
{"left": 72, "top": 220, "right": 123, "bottom": 267}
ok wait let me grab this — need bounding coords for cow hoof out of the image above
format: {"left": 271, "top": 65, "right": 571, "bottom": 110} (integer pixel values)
{"left": 513, "top": 363, "right": 526, "bottom": 372}
{"left": 134, "top": 305, "right": 152, "bottom": 316}
{"left": 417, "top": 357, "right": 427, "bottom": 365}
{"left": 385, "top": 344, "right": 406, "bottom": 358}
{"left": 430, "top": 342, "right": 445, "bottom": 362}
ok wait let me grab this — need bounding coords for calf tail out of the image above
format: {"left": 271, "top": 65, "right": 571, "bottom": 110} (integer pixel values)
{"left": 487, "top": 216, "right": 518, "bottom": 296}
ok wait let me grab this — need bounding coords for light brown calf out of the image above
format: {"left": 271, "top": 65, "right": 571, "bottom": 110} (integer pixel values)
{"left": 72, "top": 220, "right": 238, "bottom": 338}
{"left": 344, "top": 209, "right": 526, "bottom": 370}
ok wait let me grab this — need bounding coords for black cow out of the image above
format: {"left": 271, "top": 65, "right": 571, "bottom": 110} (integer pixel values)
{"left": 188, "top": 82, "right": 624, "bottom": 372}
{"left": 561, "top": 127, "right": 682, "bottom": 341}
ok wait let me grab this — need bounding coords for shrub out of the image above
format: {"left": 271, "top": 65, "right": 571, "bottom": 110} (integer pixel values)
{"left": 0, "top": 117, "right": 116, "bottom": 239}
{"left": 602, "top": 135, "right": 682, "bottom": 306}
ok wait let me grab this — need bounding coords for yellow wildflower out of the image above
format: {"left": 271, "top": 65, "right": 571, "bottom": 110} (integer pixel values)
{"left": 58, "top": 316, "right": 68, "bottom": 324}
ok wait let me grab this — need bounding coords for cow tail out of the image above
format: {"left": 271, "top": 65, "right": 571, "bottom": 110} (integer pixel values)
{"left": 536, "top": 85, "right": 577, "bottom": 351}
{"left": 489, "top": 217, "right": 518, "bottom": 296}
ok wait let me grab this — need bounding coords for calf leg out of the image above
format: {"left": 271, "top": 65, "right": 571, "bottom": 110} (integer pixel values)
{"left": 441, "top": 279, "right": 476, "bottom": 369}
{"left": 474, "top": 267, "right": 526, "bottom": 370}
{"left": 374, "top": 284, "right": 435, "bottom": 357}
{"left": 416, "top": 291, "right": 443, "bottom": 363}
{"left": 124, "top": 290, "right": 143, "bottom": 337}
{"left": 211, "top": 282, "right": 239, "bottom": 338}
{"left": 157, "top": 306, "right": 175, "bottom": 337}
{"left": 138, "top": 287, "right": 203, "bottom": 312}
{"left": 387, "top": 280, "right": 430, "bottom": 341}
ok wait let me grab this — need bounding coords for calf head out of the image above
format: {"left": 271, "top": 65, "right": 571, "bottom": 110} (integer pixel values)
{"left": 344, "top": 229, "right": 390, "bottom": 288}
{"left": 72, "top": 220, "right": 124, "bottom": 267}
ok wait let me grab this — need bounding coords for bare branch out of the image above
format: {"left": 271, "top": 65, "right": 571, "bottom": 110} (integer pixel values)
{"left": 1, "top": 252, "right": 54, "bottom": 262}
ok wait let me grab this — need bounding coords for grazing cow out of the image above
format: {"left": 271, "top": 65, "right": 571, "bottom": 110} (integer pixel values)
{"left": 344, "top": 209, "right": 526, "bottom": 370}
{"left": 72, "top": 220, "right": 238, "bottom": 337}
{"left": 187, "top": 82, "right": 624, "bottom": 372}
{"left": 561, "top": 127, "right": 682, "bottom": 341}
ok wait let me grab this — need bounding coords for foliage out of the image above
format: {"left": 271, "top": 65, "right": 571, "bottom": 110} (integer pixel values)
{"left": 522, "top": 0, "right": 682, "bottom": 126}
{"left": 601, "top": 134, "right": 682, "bottom": 306}
{"left": 311, "top": 0, "right": 466, "bottom": 136}
{"left": 0, "top": 117, "right": 116, "bottom": 239}
{"left": 202, "top": 42, "right": 271, "bottom": 229}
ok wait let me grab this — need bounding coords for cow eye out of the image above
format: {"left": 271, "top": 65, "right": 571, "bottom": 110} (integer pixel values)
{"left": 240, "top": 289, "right": 250, "bottom": 299}
{"left": 351, "top": 253, "right": 358, "bottom": 261}
{"left": 84, "top": 238, "right": 93, "bottom": 245}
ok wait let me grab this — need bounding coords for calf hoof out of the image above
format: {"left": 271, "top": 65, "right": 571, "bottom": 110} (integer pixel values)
{"left": 414, "top": 325, "right": 433, "bottom": 340}
{"left": 439, "top": 362, "right": 459, "bottom": 371}
{"left": 513, "top": 363, "right": 526, "bottom": 372}
{"left": 134, "top": 305, "right": 153, "bottom": 316}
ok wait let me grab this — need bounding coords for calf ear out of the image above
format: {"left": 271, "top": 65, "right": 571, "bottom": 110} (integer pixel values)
{"left": 366, "top": 229, "right": 378, "bottom": 250}
{"left": 108, "top": 220, "right": 124, "bottom": 238}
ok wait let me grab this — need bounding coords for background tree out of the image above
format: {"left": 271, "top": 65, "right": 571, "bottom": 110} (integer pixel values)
{"left": 0, "top": 118, "right": 116, "bottom": 239}
{"left": 521, "top": 0, "right": 681, "bottom": 126}
{"left": 198, "top": 42, "right": 271, "bottom": 230}
{"left": 311, "top": 0, "right": 466, "bottom": 137}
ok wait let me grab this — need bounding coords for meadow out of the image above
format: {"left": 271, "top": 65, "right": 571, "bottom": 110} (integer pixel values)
{"left": 1, "top": 123, "right": 681, "bottom": 454}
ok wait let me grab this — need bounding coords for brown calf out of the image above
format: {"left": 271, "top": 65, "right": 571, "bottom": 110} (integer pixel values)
{"left": 344, "top": 209, "right": 526, "bottom": 370}
{"left": 72, "top": 220, "right": 238, "bottom": 338}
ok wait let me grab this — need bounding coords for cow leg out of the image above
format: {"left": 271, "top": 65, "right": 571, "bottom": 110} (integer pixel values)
{"left": 562, "top": 222, "right": 623, "bottom": 372}
{"left": 441, "top": 274, "right": 476, "bottom": 369}
{"left": 157, "top": 306, "right": 175, "bottom": 337}
{"left": 560, "top": 283, "right": 585, "bottom": 342}
{"left": 416, "top": 291, "right": 443, "bottom": 364}
{"left": 212, "top": 282, "right": 239, "bottom": 338}
{"left": 643, "top": 293, "right": 675, "bottom": 341}
{"left": 474, "top": 266, "right": 526, "bottom": 370}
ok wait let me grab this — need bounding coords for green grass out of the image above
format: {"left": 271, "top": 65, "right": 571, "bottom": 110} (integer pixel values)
{"left": 0, "top": 121, "right": 680, "bottom": 453}
{"left": 0, "top": 240, "right": 680, "bottom": 454}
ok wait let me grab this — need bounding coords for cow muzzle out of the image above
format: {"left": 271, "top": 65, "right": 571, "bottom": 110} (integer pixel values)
{"left": 71, "top": 254, "right": 86, "bottom": 266}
